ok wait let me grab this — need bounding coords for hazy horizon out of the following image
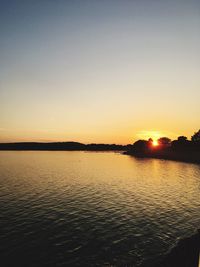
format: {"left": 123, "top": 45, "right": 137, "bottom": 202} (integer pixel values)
{"left": 1, "top": 0, "right": 199, "bottom": 144}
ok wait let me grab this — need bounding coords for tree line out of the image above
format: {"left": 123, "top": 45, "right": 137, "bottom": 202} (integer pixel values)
{"left": 129, "top": 129, "right": 200, "bottom": 155}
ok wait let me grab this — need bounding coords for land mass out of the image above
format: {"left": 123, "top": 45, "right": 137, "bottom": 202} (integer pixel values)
{"left": 0, "top": 141, "right": 129, "bottom": 151}
{"left": 125, "top": 137, "right": 200, "bottom": 164}
{"left": 125, "top": 148, "right": 200, "bottom": 164}
{"left": 1, "top": 130, "right": 200, "bottom": 164}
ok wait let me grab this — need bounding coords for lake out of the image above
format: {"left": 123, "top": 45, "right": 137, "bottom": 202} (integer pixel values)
{"left": 0, "top": 151, "right": 200, "bottom": 266}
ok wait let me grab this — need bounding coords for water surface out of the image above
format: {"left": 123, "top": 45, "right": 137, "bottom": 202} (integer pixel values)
{"left": 0, "top": 151, "right": 200, "bottom": 266}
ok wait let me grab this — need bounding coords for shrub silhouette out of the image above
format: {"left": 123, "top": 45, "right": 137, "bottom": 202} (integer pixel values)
{"left": 158, "top": 137, "right": 171, "bottom": 145}
{"left": 191, "top": 130, "right": 200, "bottom": 142}
{"left": 177, "top": 136, "right": 188, "bottom": 142}
{"left": 132, "top": 140, "right": 148, "bottom": 153}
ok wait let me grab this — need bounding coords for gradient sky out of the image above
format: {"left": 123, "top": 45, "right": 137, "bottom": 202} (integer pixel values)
{"left": 0, "top": 0, "right": 199, "bottom": 144}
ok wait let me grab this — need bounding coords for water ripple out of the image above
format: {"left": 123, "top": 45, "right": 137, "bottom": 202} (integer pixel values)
{"left": 0, "top": 151, "right": 200, "bottom": 266}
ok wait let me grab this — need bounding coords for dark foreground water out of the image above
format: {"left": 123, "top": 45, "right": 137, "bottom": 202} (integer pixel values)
{"left": 0, "top": 151, "right": 200, "bottom": 267}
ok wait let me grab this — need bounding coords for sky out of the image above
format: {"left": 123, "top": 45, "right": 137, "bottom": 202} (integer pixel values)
{"left": 0, "top": 0, "right": 199, "bottom": 144}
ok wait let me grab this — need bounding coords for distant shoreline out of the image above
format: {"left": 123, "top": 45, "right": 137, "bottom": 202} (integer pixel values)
{"left": 0, "top": 142, "right": 128, "bottom": 151}
{"left": 1, "top": 141, "right": 200, "bottom": 165}
{"left": 124, "top": 151, "right": 200, "bottom": 165}
{"left": 125, "top": 135, "right": 200, "bottom": 165}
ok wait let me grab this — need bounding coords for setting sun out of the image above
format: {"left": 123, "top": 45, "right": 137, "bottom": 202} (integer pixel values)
{"left": 152, "top": 140, "right": 159, "bottom": 146}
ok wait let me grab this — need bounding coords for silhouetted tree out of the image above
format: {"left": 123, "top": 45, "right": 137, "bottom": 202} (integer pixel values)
{"left": 158, "top": 137, "right": 171, "bottom": 145}
{"left": 132, "top": 140, "right": 148, "bottom": 153}
{"left": 126, "top": 133, "right": 200, "bottom": 161}
{"left": 148, "top": 138, "right": 153, "bottom": 146}
{"left": 191, "top": 130, "right": 200, "bottom": 142}
{"left": 178, "top": 136, "right": 188, "bottom": 142}
{"left": 171, "top": 136, "right": 190, "bottom": 151}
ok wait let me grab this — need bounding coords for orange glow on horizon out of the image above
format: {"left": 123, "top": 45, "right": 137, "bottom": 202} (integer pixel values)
{"left": 152, "top": 140, "right": 159, "bottom": 146}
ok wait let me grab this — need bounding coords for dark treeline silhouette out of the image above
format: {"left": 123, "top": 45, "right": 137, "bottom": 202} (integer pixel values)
{"left": 126, "top": 129, "right": 200, "bottom": 164}
{"left": 0, "top": 130, "right": 200, "bottom": 163}
{"left": 0, "top": 141, "right": 129, "bottom": 151}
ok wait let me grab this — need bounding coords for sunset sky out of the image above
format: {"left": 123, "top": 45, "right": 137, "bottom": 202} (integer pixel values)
{"left": 0, "top": 0, "right": 199, "bottom": 144}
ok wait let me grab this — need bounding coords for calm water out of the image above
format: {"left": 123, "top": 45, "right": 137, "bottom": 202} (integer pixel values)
{"left": 0, "top": 151, "right": 200, "bottom": 267}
